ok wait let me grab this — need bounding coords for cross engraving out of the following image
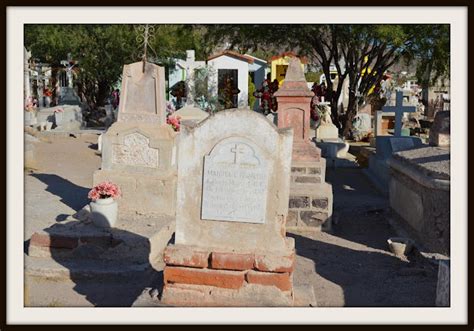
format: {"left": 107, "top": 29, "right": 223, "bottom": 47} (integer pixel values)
{"left": 230, "top": 144, "right": 246, "bottom": 164}
{"left": 382, "top": 91, "right": 416, "bottom": 137}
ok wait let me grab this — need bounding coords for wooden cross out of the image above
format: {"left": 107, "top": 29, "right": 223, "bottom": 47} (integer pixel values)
{"left": 382, "top": 90, "right": 416, "bottom": 137}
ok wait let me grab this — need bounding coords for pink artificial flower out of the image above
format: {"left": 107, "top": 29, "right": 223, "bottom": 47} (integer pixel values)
{"left": 166, "top": 115, "right": 181, "bottom": 132}
{"left": 88, "top": 181, "right": 121, "bottom": 201}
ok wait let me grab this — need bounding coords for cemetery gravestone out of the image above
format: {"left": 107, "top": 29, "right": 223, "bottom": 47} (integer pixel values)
{"left": 93, "top": 61, "right": 178, "bottom": 217}
{"left": 429, "top": 111, "right": 450, "bottom": 147}
{"left": 160, "top": 109, "right": 310, "bottom": 306}
{"left": 274, "top": 58, "right": 333, "bottom": 232}
{"left": 365, "top": 91, "right": 423, "bottom": 195}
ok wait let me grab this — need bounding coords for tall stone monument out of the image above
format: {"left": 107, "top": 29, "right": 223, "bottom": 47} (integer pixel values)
{"left": 93, "top": 61, "right": 178, "bottom": 217}
{"left": 160, "top": 110, "right": 314, "bottom": 306}
{"left": 274, "top": 58, "right": 333, "bottom": 232}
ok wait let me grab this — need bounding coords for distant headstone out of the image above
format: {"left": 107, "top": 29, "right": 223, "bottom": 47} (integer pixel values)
{"left": 117, "top": 61, "right": 166, "bottom": 124}
{"left": 161, "top": 109, "right": 307, "bottom": 306}
{"left": 58, "top": 87, "right": 81, "bottom": 106}
{"left": 429, "top": 111, "right": 450, "bottom": 147}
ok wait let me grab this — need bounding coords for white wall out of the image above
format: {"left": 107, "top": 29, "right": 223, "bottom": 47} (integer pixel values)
{"left": 208, "top": 55, "right": 249, "bottom": 108}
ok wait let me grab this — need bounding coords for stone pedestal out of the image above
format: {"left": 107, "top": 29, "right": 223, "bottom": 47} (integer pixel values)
{"left": 274, "top": 57, "right": 333, "bottom": 232}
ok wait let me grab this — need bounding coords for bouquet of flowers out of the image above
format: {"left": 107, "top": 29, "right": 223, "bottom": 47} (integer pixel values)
{"left": 24, "top": 97, "right": 37, "bottom": 113}
{"left": 88, "top": 181, "right": 121, "bottom": 201}
{"left": 167, "top": 115, "right": 181, "bottom": 132}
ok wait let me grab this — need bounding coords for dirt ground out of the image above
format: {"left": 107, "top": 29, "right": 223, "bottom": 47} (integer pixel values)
{"left": 24, "top": 133, "right": 438, "bottom": 307}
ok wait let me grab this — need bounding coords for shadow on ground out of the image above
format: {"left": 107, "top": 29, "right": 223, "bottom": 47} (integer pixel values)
{"left": 26, "top": 226, "right": 164, "bottom": 307}
{"left": 30, "top": 173, "right": 90, "bottom": 211}
{"left": 289, "top": 233, "right": 438, "bottom": 307}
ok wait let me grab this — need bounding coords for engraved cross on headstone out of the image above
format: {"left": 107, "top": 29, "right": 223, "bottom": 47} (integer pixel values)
{"left": 382, "top": 90, "right": 416, "bottom": 137}
{"left": 230, "top": 144, "right": 245, "bottom": 164}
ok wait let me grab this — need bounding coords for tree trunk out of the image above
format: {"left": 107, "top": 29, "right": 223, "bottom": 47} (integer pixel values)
{"left": 343, "top": 91, "right": 357, "bottom": 138}
{"left": 96, "top": 80, "right": 110, "bottom": 108}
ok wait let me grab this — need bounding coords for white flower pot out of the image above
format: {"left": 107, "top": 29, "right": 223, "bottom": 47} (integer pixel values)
{"left": 90, "top": 197, "right": 118, "bottom": 228}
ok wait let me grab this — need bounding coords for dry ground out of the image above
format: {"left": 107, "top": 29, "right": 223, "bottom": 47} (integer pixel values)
{"left": 24, "top": 133, "right": 438, "bottom": 307}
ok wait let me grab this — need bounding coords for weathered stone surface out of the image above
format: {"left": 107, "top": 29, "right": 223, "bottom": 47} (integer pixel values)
{"left": 299, "top": 211, "right": 328, "bottom": 227}
{"left": 174, "top": 105, "right": 209, "bottom": 123}
{"left": 291, "top": 167, "right": 305, "bottom": 174}
{"left": 163, "top": 245, "right": 210, "bottom": 268}
{"left": 201, "top": 139, "right": 269, "bottom": 224}
{"left": 312, "top": 198, "right": 329, "bottom": 209}
{"left": 289, "top": 196, "right": 310, "bottom": 208}
{"left": 164, "top": 266, "right": 246, "bottom": 289}
{"left": 174, "top": 109, "right": 293, "bottom": 253}
{"left": 307, "top": 167, "right": 321, "bottom": 175}
{"left": 392, "top": 146, "right": 450, "bottom": 181}
{"left": 295, "top": 176, "right": 320, "bottom": 184}
{"left": 389, "top": 150, "right": 450, "bottom": 255}
{"left": 160, "top": 283, "right": 293, "bottom": 307}
{"left": 117, "top": 61, "right": 166, "bottom": 124}
{"left": 286, "top": 211, "right": 298, "bottom": 227}
{"left": 112, "top": 132, "right": 159, "bottom": 168}
{"left": 254, "top": 252, "right": 295, "bottom": 273}
{"left": 429, "top": 111, "right": 450, "bottom": 147}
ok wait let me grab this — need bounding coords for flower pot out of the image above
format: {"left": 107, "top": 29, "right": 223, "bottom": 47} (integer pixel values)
{"left": 90, "top": 197, "right": 118, "bottom": 228}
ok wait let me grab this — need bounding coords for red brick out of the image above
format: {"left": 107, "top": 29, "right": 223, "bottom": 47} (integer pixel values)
{"left": 246, "top": 270, "right": 292, "bottom": 291}
{"left": 164, "top": 266, "right": 245, "bottom": 289}
{"left": 30, "top": 233, "right": 78, "bottom": 249}
{"left": 210, "top": 252, "right": 254, "bottom": 271}
{"left": 163, "top": 245, "right": 210, "bottom": 268}
{"left": 254, "top": 253, "right": 295, "bottom": 273}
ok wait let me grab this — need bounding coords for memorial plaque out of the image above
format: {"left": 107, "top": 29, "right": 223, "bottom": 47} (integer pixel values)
{"left": 201, "top": 138, "right": 269, "bottom": 224}
{"left": 112, "top": 132, "right": 159, "bottom": 168}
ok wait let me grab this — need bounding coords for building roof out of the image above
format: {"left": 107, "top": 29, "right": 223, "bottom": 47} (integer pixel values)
{"left": 268, "top": 52, "right": 309, "bottom": 64}
{"left": 207, "top": 50, "right": 255, "bottom": 64}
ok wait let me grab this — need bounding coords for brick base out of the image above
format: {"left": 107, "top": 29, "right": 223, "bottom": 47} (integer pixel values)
{"left": 161, "top": 243, "right": 296, "bottom": 306}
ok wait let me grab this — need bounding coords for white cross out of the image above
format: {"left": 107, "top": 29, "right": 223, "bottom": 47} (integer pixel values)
{"left": 180, "top": 50, "right": 205, "bottom": 106}
{"left": 382, "top": 90, "right": 416, "bottom": 137}
{"left": 230, "top": 144, "right": 246, "bottom": 164}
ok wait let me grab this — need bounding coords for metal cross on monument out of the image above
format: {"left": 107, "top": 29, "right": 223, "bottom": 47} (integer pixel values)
{"left": 382, "top": 90, "right": 416, "bottom": 137}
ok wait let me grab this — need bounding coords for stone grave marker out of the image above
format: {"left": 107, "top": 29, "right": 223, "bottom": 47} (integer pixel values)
{"left": 274, "top": 57, "right": 333, "bottom": 232}
{"left": 160, "top": 109, "right": 314, "bottom": 306}
{"left": 93, "top": 61, "right": 178, "bottom": 217}
{"left": 117, "top": 61, "right": 166, "bottom": 124}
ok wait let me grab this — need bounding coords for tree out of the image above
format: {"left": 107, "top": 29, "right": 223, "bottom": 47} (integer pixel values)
{"left": 25, "top": 24, "right": 206, "bottom": 109}
{"left": 203, "top": 24, "right": 449, "bottom": 138}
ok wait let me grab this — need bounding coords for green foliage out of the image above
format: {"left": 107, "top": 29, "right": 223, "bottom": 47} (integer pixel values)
{"left": 248, "top": 74, "right": 256, "bottom": 109}
{"left": 24, "top": 24, "right": 206, "bottom": 108}
{"left": 305, "top": 71, "right": 321, "bottom": 83}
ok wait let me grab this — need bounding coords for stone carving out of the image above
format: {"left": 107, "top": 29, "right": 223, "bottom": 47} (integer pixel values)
{"left": 201, "top": 138, "right": 269, "bottom": 224}
{"left": 112, "top": 132, "right": 159, "bottom": 168}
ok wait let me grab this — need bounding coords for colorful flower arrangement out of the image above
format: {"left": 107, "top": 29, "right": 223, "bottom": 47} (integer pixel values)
{"left": 24, "top": 97, "right": 37, "bottom": 113}
{"left": 88, "top": 181, "right": 121, "bottom": 201}
{"left": 43, "top": 88, "right": 53, "bottom": 97}
{"left": 167, "top": 115, "right": 181, "bottom": 132}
